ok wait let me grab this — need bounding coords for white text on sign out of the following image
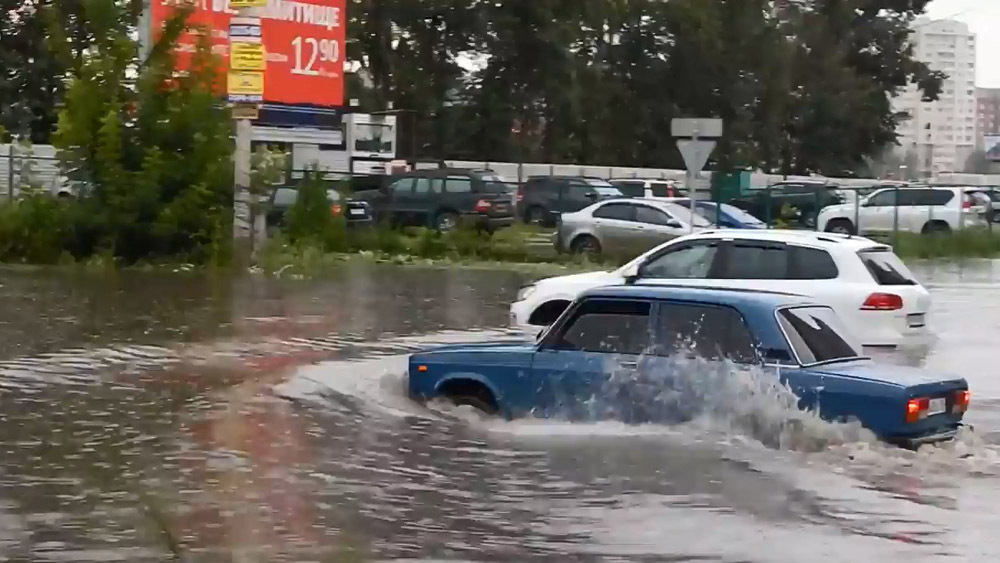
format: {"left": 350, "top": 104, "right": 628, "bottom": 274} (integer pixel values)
{"left": 291, "top": 36, "right": 340, "bottom": 76}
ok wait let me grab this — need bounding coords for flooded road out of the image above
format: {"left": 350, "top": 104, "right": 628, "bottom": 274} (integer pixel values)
{"left": 0, "top": 260, "right": 999, "bottom": 562}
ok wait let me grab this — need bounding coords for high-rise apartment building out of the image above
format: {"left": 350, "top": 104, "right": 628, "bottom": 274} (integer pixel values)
{"left": 977, "top": 88, "right": 1000, "bottom": 138}
{"left": 893, "top": 18, "right": 977, "bottom": 175}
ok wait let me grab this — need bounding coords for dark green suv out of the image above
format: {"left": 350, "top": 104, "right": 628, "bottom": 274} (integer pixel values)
{"left": 353, "top": 168, "right": 515, "bottom": 232}
{"left": 729, "top": 180, "right": 845, "bottom": 228}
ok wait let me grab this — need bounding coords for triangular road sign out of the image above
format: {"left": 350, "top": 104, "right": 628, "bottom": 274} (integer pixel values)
{"left": 676, "top": 139, "right": 716, "bottom": 174}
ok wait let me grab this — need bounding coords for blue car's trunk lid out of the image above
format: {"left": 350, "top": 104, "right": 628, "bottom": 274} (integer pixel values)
{"left": 808, "top": 360, "right": 965, "bottom": 392}
{"left": 807, "top": 360, "right": 967, "bottom": 439}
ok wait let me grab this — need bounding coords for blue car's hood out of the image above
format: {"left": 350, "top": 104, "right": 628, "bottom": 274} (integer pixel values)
{"left": 805, "top": 359, "right": 965, "bottom": 388}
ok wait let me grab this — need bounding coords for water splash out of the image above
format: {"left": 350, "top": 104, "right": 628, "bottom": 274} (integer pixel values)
{"left": 546, "top": 353, "right": 878, "bottom": 453}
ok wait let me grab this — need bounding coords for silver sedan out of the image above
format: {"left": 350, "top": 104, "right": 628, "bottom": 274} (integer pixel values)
{"left": 554, "top": 198, "right": 712, "bottom": 256}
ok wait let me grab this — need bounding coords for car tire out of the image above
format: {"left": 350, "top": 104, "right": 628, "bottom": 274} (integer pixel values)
{"left": 921, "top": 221, "right": 951, "bottom": 235}
{"left": 434, "top": 211, "right": 460, "bottom": 232}
{"left": 525, "top": 206, "right": 546, "bottom": 225}
{"left": 446, "top": 391, "right": 500, "bottom": 416}
{"left": 825, "top": 219, "right": 856, "bottom": 235}
{"left": 570, "top": 235, "right": 602, "bottom": 256}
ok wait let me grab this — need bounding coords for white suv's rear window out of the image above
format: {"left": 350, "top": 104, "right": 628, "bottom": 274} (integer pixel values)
{"left": 858, "top": 248, "right": 918, "bottom": 286}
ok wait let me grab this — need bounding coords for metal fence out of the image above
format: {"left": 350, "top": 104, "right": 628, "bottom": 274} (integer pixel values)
{"left": 0, "top": 145, "right": 64, "bottom": 201}
{"left": 711, "top": 185, "right": 996, "bottom": 237}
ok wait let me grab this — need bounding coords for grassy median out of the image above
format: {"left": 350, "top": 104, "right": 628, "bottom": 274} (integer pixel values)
{"left": 888, "top": 228, "right": 1000, "bottom": 260}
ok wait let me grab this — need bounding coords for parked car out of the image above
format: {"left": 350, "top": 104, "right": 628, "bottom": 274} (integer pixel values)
{"left": 554, "top": 198, "right": 712, "bottom": 256}
{"left": 729, "top": 180, "right": 845, "bottom": 227}
{"left": 415, "top": 285, "right": 970, "bottom": 449}
{"left": 817, "top": 186, "right": 987, "bottom": 235}
{"left": 667, "top": 199, "right": 767, "bottom": 229}
{"left": 516, "top": 176, "right": 623, "bottom": 226}
{"left": 266, "top": 186, "right": 373, "bottom": 229}
{"left": 352, "top": 168, "right": 514, "bottom": 232}
{"left": 609, "top": 178, "right": 686, "bottom": 199}
{"left": 511, "top": 229, "right": 931, "bottom": 347}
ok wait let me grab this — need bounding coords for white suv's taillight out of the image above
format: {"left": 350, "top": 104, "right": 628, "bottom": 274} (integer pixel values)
{"left": 861, "top": 292, "right": 903, "bottom": 311}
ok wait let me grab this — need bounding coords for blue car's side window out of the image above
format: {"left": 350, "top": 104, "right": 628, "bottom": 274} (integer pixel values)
{"left": 552, "top": 299, "right": 651, "bottom": 355}
{"left": 651, "top": 303, "right": 758, "bottom": 364}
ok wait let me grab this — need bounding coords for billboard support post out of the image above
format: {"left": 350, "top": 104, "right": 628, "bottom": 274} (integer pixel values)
{"left": 227, "top": 5, "right": 267, "bottom": 258}
{"left": 234, "top": 117, "right": 253, "bottom": 252}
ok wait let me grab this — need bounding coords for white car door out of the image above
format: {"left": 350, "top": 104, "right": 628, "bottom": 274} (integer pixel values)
{"left": 634, "top": 239, "right": 727, "bottom": 287}
{"left": 857, "top": 189, "right": 899, "bottom": 233}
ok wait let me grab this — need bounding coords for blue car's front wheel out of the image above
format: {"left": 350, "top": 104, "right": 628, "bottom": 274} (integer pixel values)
{"left": 438, "top": 380, "right": 501, "bottom": 416}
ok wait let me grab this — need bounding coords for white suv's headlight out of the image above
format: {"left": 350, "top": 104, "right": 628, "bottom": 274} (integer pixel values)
{"left": 517, "top": 285, "right": 537, "bottom": 301}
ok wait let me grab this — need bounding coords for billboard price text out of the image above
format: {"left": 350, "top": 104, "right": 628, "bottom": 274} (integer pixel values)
{"left": 150, "top": 0, "right": 346, "bottom": 107}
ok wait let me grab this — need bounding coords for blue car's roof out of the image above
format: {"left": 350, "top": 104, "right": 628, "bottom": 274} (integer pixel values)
{"left": 579, "top": 284, "right": 816, "bottom": 311}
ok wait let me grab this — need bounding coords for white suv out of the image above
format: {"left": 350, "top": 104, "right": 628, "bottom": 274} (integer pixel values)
{"left": 608, "top": 178, "right": 685, "bottom": 199}
{"left": 817, "top": 186, "right": 986, "bottom": 235}
{"left": 510, "top": 230, "right": 931, "bottom": 347}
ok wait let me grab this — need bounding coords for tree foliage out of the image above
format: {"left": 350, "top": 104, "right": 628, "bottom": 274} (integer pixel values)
{"left": 50, "top": 0, "right": 233, "bottom": 264}
{"left": 0, "top": 0, "right": 233, "bottom": 265}
{"left": 345, "top": 0, "right": 943, "bottom": 175}
{"left": 2, "top": 0, "right": 945, "bottom": 181}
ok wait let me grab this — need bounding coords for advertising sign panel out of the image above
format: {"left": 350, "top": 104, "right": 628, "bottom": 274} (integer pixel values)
{"left": 149, "top": 0, "right": 346, "bottom": 107}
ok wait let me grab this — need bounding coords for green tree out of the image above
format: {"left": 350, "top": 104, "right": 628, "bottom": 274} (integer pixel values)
{"left": 50, "top": 0, "right": 232, "bottom": 264}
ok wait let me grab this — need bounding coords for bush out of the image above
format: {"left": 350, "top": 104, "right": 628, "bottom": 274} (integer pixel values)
{"left": 0, "top": 196, "right": 74, "bottom": 264}
{"left": 285, "top": 170, "right": 342, "bottom": 248}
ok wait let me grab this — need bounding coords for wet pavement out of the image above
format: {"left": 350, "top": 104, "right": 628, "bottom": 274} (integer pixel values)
{"left": 0, "top": 260, "right": 999, "bottom": 562}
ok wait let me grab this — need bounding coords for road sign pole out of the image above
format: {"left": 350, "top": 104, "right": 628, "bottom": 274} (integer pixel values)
{"left": 689, "top": 127, "right": 699, "bottom": 233}
{"left": 672, "top": 117, "right": 722, "bottom": 232}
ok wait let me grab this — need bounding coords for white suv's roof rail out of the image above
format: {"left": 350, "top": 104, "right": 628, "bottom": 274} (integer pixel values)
{"left": 688, "top": 228, "right": 879, "bottom": 247}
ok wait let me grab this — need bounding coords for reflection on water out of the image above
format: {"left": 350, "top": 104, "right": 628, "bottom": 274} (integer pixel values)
{"left": 0, "top": 260, "right": 999, "bottom": 561}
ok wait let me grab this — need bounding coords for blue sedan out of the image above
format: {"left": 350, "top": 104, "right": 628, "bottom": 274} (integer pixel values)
{"left": 408, "top": 285, "right": 970, "bottom": 449}
{"left": 673, "top": 199, "right": 767, "bottom": 229}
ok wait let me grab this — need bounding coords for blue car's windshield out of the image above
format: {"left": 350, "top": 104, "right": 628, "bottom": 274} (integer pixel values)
{"left": 689, "top": 201, "right": 764, "bottom": 226}
{"left": 777, "top": 306, "right": 864, "bottom": 366}
{"left": 586, "top": 180, "right": 623, "bottom": 196}
{"left": 716, "top": 203, "right": 764, "bottom": 225}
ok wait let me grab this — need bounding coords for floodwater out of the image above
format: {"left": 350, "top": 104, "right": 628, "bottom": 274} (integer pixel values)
{"left": 1, "top": 261, "right": 1000, "bottom": 562}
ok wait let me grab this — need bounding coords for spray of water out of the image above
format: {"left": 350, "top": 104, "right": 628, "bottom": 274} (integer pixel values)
{"left": 543, "top": 352, "right": 878, "bottom": 453}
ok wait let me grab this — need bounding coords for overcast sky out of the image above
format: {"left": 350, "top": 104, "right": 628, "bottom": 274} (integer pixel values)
{"left": 926, "top": 0, "right": 1000, "bottom": 87}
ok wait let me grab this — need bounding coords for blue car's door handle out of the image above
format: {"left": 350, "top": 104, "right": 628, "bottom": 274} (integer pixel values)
{"left": 618, "top": 360, "right": 638, "bottom": 369}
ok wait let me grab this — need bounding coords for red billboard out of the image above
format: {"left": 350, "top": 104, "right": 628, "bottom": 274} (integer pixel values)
{"left": 149, "top": 0, "right": 346, "bottom": 107}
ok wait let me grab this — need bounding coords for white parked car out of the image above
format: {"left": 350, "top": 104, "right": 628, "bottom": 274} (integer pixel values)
{"left": 817, "top": 186, "right": 987, "bottom": 235}
{"left": 608, "top": 178, "right": 686, "bottom": 198}
{"left": 511, "top": 230, "right": 931, "bottom": 347}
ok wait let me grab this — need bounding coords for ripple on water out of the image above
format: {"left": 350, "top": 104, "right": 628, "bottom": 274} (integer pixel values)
{"left": 4, "top": 262, "right": 1000, "bottom": 561}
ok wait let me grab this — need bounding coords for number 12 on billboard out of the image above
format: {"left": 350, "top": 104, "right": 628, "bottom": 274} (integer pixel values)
{"left": 291, "top": 36, "right": 340, "bottom": 76}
